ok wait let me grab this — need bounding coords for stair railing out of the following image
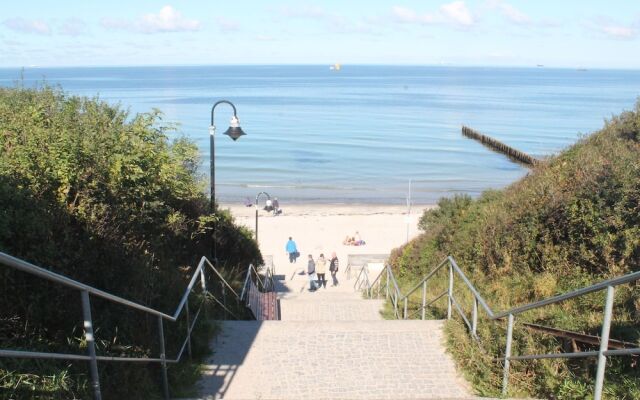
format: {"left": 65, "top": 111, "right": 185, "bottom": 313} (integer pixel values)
{"left": 240, "top": 263, "right": 279, "bottom": 320}
{"left": 360, "top": 256, "right": 640, "bottom": 399}
{"left": 0, "top": 251, "right": 246, "bottom": 400}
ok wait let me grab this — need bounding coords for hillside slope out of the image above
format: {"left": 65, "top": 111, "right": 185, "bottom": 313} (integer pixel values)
{"left": 391, "top": 102, "right": 640, "bottom": 399}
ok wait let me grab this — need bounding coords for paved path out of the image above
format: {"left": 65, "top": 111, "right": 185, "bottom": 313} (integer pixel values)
{"left": 197, "top": 320, "right": 474, "bottom": 400}
{"left": 189, "top": 266, "right": 477, "bottom": 399}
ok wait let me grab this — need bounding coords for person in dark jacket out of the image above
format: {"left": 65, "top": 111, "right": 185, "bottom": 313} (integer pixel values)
{"left": 329, "top": 252, "right": 339, "bottom": 286}
{"left": 307, "top": 254, "right": 317, "bottom": 291}
{"left": 316, "top": 253, "right": 327, "bottom": 289}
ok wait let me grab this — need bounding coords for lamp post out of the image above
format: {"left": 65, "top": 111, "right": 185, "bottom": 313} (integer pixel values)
{"left": 255, "top": 191, "right": 271, "bottom": 243}
{"left": 209, "top": 100, "right": 246, "bottom": 263}
{"left": 209, "top": 100, "right": 246, "bottom": 212}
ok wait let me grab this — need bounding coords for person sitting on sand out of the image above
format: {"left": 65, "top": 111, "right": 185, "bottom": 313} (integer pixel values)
{"left": 353, "top": 231, "right": 365, "bottom": 246}
{"left": 342, "top": 236, "right": 354, "bottom": 245}
{"left": 264, "top": 198, "right": 273, "bottom": 212}
{"left": 272, "top": 197, "right": 280, "bottom": 215}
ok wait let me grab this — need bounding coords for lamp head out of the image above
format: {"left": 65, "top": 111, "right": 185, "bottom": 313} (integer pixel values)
{"left": 223, "top": 115, "right": 246, "bottom": 141}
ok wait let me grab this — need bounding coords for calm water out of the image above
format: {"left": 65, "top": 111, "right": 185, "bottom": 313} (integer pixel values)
{"left": 2, "top": 65, "right": 640, "bottom": 204}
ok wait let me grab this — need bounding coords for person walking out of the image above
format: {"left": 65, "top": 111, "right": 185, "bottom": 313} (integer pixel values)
{"left": 316, "top": 253, "right": 327, "bottom": 289}
{"left": 307, "top": 254, "right": 317, "bottom": 291}
{"left": 285, "top": 237, "right": 298, "bottom": 263}
{"left": 329, "top": 252, "right": 339, "bottom": 286}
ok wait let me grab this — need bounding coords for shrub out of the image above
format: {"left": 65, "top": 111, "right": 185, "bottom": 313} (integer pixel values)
{"left": 0, "top": 85, "right": 261, "bottom": 399}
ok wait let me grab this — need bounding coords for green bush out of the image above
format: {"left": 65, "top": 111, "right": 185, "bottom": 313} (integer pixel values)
{"left": 0, "top": 85, "right": 261, "bottom": 399}
{"left": 392, "top": 102, "right": 640, "bottom": 398}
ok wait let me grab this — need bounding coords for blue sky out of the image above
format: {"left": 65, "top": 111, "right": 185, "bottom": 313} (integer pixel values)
{"left": 1, "top": 1, "right": 639, "bottom": 68}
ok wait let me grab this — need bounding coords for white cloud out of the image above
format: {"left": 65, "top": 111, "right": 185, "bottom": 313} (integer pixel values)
{"left": 101, "top": 5, "right": 201, "bottom": 34}
{"left": 487, "top": 0, "right": 531, "bottom": 25}
{"left": 278, "top": 5, "right": 326, "bottom": 19}
{"left": 601, "top": 25, "right": 636, "bottom": 39}
{"left": 440, "top": 1, "right": 475, "bottom": 27}
{"left": 59, "top": 18, "right": 87, "bottom": 36}
{"left": 392, "top": 2, "right": 475, "bottom": 28}
{"left": 139, "top": 6, "right": 200, "bottom": 33}
{"left": 3, "top": 18, "right": 51, "bottom": 35}
{"left": 586, "top": 17, "right": 637, "bottom": 40}
{"left": 391, "top": 6, "right": 437, "bottom": 24}
{"left": 275, "top": 4, "right": 380, "bottom": 35}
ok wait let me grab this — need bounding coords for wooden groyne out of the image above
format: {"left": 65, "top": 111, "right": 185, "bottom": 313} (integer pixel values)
{"left": 461, "top": 126, "right": 539, "bottom": 167}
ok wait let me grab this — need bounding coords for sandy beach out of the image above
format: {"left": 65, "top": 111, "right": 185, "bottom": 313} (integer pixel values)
{"left": 221, "top": 203, "right": 434, "bottom": 282}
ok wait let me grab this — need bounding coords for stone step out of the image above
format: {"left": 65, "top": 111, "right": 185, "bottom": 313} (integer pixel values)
{"left": 279, "top": 298, "right": 385, "bottom": 321}
{"left": 191, "top": 320, "right": 476, "bottom": 399}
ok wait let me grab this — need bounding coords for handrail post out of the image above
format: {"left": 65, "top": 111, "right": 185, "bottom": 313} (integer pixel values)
{"left": 200, "top": 267, "right": 208, "bottom": 319}
{"left": 394, "top": 290, "right": 398, "bottom": 318}
{"left": 221, "top": 282, "right": 227, "bottom": 319}
{"left": 447, "top": 263, "right": 453, "bottom": 320}
{"left": 501, "top": 313, "right": 514, "bottom": 396}
{"left": 81, "top": 291, "right": 102, "bottom": 400}
{"left": 472, "top": 297, "right": 478, "bottom": 336}
{"left": 594, "top": 286, "right": 615, "bottom": 400}
{"left": 185, "top": 301, "right": 192, "bottom": 360}
{"left": 404, "top": 297, "right": 408, "bottom": 320}
{"left": 200, "top": 265, "right": 207, "bottom": 292}
{"left": 421, "top": 281, "right": 427, "bottom": 320}
{"left": 157, "top": 316, "right": 170, "bottom": 400}
{"left": 385, "top": 268, "right": 390, "bottom": 300}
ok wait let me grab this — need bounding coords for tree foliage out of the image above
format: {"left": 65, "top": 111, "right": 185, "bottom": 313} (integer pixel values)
{"left": 0, "top": 85, "right": 261, "bottom": 399}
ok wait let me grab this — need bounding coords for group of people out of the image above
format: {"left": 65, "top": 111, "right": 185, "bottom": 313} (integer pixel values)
{"left": 244, "top": 197, "right": 282, "bottom": 215}
{"left": 285, "top": 237, "right": 339, "bottom": 291}
{"left": 306, "top": 252, "right": 339, "bottom": 291}
{"left": 264, "top": 198, "right": 281, "bottom": 215}
{"left": 343, "top": 231, "right": 365, "bottom": 246}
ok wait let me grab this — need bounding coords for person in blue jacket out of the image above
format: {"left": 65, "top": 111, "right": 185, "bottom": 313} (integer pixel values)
{"left": 285, "top": 237, "right": 298, "bottom": 263}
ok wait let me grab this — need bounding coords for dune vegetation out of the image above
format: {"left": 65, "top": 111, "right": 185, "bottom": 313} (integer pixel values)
{"left": 390, "top": 103, "right": 640, "bottom": 399}
{"left": 0, "top": 85, "right": 261, "bottom": 399}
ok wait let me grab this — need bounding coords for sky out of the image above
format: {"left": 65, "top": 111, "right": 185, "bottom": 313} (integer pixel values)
{"left": 1, "top": 1, "right": 639, "bottom": 68}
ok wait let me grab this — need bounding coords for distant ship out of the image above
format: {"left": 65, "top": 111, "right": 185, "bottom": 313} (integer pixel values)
{"left": 536, "top": 64, "right": 544, "bottom": 67}
{"left": 329, "top": 63, "right": 341, "bottom": 71}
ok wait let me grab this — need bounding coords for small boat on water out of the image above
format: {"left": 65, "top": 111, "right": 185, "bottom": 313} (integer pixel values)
{"left": 329, "top": 63, "right": 341, "bottom": 71}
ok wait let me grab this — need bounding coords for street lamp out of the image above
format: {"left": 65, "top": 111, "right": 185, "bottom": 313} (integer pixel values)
{"left": 209, "top": 100, "right": 246, "bottom": 212}
{"left": 255, "top": 191, "right": 271, "bottom": 243}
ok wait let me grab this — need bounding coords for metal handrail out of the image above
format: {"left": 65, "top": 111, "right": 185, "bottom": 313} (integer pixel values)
{"left": 240, "top": 263, "right": 279, "bottom": 320}
{"left": 0, "top": 250, "right": 246, "bottom": 400}
{"left": 357, "top": 255, "right": 640, "bottom": 399}
{"left": 397, "top": 257, "right": 450, "bottom": 302}
{"left": 0, "top": 252, "right": 174, "bottom": 320}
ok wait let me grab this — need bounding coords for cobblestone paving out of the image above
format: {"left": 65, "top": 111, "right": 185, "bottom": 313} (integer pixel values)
{"left": 197, "top": 320, "right": 475, "bottom": 399}
{"left": 191, "top": 247, "right": 477, "bottom": 399}
{"left": 280, "top": 298, "right": 385, "bottom": 321}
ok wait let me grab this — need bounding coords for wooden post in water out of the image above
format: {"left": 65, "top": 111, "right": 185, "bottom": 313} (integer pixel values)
{"left": 461, "top": 126, "right": 539, "bottom": 166}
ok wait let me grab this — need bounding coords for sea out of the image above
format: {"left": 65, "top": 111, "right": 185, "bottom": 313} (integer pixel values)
{"left": 2, "top": 65, "right": 640, "bottom": 205}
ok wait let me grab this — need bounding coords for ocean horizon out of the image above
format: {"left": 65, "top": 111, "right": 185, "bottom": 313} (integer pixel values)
{"left": 2, "top": 65, "right": 639, "bottom": 205}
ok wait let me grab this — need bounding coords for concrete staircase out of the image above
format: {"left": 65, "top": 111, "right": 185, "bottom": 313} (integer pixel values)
{"left": 181, "top": 266, "right": 485, "bottom": 400}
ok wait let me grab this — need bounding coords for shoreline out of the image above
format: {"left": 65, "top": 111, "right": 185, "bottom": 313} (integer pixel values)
{"left": 220, "top": 203, "right": 437, "bottom": 218}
